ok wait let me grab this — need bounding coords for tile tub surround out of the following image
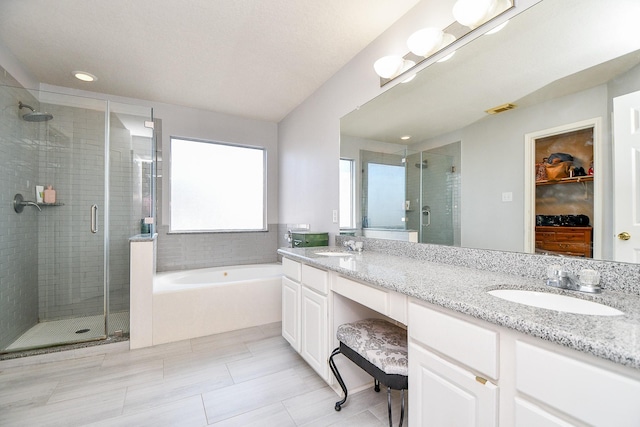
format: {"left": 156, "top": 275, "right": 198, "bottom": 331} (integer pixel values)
{"left": 278, "top": 246, "right": 640, "bottom": 370}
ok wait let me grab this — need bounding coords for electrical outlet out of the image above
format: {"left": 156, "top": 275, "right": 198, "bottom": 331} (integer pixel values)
{"left": 502, "top": 192, "right": 513, "bottom": 202}
{"left": 332, "top": 210, "right": 338, "bottom": 223}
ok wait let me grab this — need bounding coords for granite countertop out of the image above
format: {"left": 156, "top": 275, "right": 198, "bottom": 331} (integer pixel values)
{"left": 278, "top": 246, "right": 640, "bottom": 370}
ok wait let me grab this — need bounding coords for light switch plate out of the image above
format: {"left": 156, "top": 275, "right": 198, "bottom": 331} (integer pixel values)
{"left": 502, "top": 192, "right": 513, "bottom": 202}
{"left": 332, "top": 210, "right": 338, "bottom": 223}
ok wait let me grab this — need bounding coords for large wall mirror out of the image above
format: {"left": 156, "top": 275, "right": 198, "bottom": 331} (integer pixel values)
{"left": 340, "top": 0, "right": 640, "bottom": 263}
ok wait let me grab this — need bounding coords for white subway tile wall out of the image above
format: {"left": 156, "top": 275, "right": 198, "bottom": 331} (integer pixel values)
{"left": 0, "top": 74, "right": 40, "bottom": 349}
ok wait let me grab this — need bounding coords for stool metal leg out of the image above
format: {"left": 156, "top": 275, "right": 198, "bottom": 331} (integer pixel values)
{"left": 399, "top": 388, "right": 405, "bottom": 427}
{"left": 329, "top": 347, "right": 348, "bottom": 411}
{"left": 387, "top": 386, "right": 393, "bottom": 427}
{"left": 387, "top": 387, "right": 406, "bottom": 427}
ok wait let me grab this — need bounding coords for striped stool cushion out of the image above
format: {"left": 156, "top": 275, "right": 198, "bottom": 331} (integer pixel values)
{"left": 336, "top": 318, "right": 408, "bottom": 376}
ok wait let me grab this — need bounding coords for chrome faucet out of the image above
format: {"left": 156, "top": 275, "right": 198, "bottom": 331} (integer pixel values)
{"left": 343, "top": 240, "right": 363, "bottom": 252}
{"left": 545, "top": 265, "right": 601, "bottom": 293}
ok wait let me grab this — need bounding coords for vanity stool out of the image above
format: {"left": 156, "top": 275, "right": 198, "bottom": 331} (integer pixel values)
{"left": 328, "top": 318, "right": 408, "bottom": 427}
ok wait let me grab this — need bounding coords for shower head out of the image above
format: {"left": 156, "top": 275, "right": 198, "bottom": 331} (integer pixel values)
{"left": 18, "top": 101, "right": 53, "bottom": 122}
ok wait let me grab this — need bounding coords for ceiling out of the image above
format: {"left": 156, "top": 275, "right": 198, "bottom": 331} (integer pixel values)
{"left": 0, "top": 0, "right": 419, "bottom": 122}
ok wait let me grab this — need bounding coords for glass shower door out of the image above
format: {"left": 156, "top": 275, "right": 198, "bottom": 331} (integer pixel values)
{"left": 1, "top": 90, "right": 109, "bottom": 352}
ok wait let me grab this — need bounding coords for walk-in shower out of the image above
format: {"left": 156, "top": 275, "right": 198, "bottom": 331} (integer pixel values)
{"left": 1, "top": 70, "right": 155, "bottom": 354}
{"left": 359, "top": 143, "right": 460, "bottom": 245}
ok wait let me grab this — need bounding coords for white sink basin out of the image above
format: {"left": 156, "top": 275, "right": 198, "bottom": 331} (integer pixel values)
{"left": 488, "top": 289, "right": 623, "bottom": 316}
{"left": 314, "top": 251, "right": 354, "bottom": 257}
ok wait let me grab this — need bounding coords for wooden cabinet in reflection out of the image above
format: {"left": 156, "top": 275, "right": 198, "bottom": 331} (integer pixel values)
{"left": 535, "top": 226, "right": 592, "bottom": 258}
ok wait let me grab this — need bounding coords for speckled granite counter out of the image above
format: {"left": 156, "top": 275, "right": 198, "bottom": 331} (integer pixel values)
{"left": 278, "top": 246, "right": 640, "bottom": 370}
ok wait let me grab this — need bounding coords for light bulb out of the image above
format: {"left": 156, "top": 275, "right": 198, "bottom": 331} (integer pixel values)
{"left": 407, "top": 27, "right": 444, "bottom": 57}
{"left": 374, "top": 55, "right": 405, "bottom": 79}
{"left": 452, "top": 0, "right": 496, "bottom": 29}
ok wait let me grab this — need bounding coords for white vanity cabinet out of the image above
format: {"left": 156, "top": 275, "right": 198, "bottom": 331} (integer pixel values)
{"left": 408, "top": 299, "right": 499, "bottom": 427}
{"left": 514, "top": 340, "right": 640, "bottom": 427}
{"left": 282, "top": 258, "right": 302, "bottom": 352}
{"left": 281, "top": 258, "right": 331, "bottom": 381}
{"left": 281, "top": 276, "right": 301, "bottom": 352}
{"left": 408, "top": 297, "right": 640, "bottom": 427}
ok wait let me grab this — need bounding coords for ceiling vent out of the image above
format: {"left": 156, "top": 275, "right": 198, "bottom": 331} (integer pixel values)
{"left": 485, "top": 103, "right": 517, "bottom": 115}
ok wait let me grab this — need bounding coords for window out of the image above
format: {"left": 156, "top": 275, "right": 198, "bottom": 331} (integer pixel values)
{"left": 339, "top": 158, "right": 355, "bottom": 229}
{"left": 366, "top": 163, "right": 405, "bottom": 228}
{"left": 170, "top": 137, "right": 266, "bottom": 232}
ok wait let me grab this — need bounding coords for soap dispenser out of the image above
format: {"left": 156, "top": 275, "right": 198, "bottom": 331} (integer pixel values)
{"left": 44, "top": 185, "right": 56, "bottom": 204}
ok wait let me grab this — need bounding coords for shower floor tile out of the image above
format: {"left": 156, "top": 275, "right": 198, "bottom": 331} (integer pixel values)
{"left": 6, "top": 312, "right": 129, "bottom": 352}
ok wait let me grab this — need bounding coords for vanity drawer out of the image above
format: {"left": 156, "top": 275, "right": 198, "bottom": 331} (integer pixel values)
{"left": 301, "top": 264, "right": 329, "bottom": 295}
{"left": 333, "top": 275, "right": 407, "bottom": 324}
{"left": 516, "top": 340, "right": 640, "bottom": 426}
{"left": 282, "top": 257, "right": 301, "bottom": 281}
{"left": 409, "top": 300, "right": 498, "bottom": 380}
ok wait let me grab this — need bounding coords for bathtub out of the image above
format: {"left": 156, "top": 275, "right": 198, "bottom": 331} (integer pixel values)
{"left": 152, "top": 264, "right": 282, "bottom": 345}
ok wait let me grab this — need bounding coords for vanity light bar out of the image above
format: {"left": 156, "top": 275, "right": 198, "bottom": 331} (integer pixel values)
{"left": 485, "top": 102, "right": 517, "bottom": 114}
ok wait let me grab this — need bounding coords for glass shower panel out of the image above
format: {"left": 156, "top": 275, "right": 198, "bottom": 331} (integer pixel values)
{"left": 107, "top": 102, "right": 153, "bottom": 336}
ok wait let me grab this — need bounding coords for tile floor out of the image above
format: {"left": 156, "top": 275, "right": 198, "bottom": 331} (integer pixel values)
{"left": 0, "top": 322, "right": 406, "bottom": 426}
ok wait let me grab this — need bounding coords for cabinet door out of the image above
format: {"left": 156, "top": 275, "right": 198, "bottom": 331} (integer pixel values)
{"left": 282, "top": 277, "right": 301, "bottom": 352}
{"left": 515, "top": 398, "right": 575, "bottom": 427}
{"left": 409, "top": 341, "right": 498, "bottom": 427}
{"left": 516, "top": 340, "right": 640, "bottom": 426}
{"left": 301, "top": 286, "right": 329, "bottom": 380}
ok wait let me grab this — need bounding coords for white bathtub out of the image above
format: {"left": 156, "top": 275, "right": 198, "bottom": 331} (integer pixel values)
{"left": 152, "top": 264, "right": 282, "bottom": 345}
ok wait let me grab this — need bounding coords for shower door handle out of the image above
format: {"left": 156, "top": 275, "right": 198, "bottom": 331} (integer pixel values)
{"left": 91, "top": 204, "right": 98, "bottom": 234}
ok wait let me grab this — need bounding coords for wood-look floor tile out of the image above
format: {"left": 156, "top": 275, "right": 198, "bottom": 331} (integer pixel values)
{"left": 87, "top": 395, "right": 207, "bottom": 427}
{"left": 163, "top": 342, "right": 251, "bottom": 379}
{"left": 0, "top": 321, "right": 398, "bottom": 427}
{"left": 47, "top": 359, "right": 164, "bottom": 404}
{"left": 327, "top": 410, "right": 386, "bottom": 427}
{"left": 100, "top": 339, "right": 191, "bottom": 368}
{"left": 245, "top": 334, "right": 291, "bottom": 354}
{"left": 226, "top": 344, "right": 307, "bottom": 384}
{"left": 190, "top": 326, "right": 267, "bottom": 353}
{"left": 0, "top": 354, "right": 105, "bottom": 384}
{"left": 284, "top": 386, "right": 388, "bottom": 427}
{"left": 0, "top": 388, "right": 126, "bottom": 427}
{"left": 258, "top": 321, "right": 284, "bottom": 338}
{"left": 0, "top": 380, "right": 58, "bottom": 411}
{"left": 201, "top": 368, "right": 320, "bottom": 424}
{"left": 122, "top": 362, "right": 232, "bottom": 414}
{"left": 210, "top": 401, "right": 296, "bottom": 427}
{"left": 369, "top": 391, "right": 408, "bottom": 427}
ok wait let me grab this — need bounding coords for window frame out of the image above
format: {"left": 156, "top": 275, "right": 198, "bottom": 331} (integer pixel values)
{"left": 169, "top": 136, "right": 267, "bottom": 233}
{"left": 339, "top": 157, "right": 356, "bottom": 230}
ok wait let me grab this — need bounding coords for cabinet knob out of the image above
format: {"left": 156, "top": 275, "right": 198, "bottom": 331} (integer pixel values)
{"left": 617, "top": 231, "right": 631, "bottom": 241}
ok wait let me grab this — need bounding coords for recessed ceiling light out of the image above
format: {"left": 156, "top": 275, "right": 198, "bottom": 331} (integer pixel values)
{"left": 73, "top": 71, "right": 97, "bottom": 82}
{"left": 401, "top": 135, "right": 411, "bottom": 140}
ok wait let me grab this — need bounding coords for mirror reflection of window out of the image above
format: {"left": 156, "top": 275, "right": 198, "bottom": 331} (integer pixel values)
{"left": 366, "top": 163, "right": 406, "bottom": 229}
{"left": 339, "top": 158, "right": 355, "bottom": 229}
